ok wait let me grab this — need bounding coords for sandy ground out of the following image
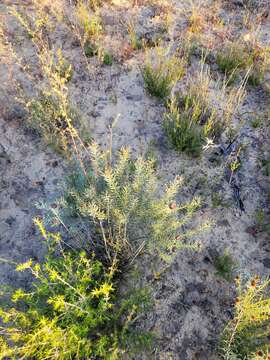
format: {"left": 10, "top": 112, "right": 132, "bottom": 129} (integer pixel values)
{"left": 0, "top": 0, "right": 270, "bottom": 358}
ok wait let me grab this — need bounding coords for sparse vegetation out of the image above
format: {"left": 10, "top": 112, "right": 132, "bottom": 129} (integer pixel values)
{"left": 216, "top": 37, "right": 270, "bottom": 87}
{"left": 214, "top": 249, "right": 236, "bottom": 281}
{"left": 142, "top": 47, "right": 185, "bottom": 99}
{"left": 1, "top": 0, "right": 270, "bottom": 358}
{"left": 221, "top": 276, "right": 270, "bottom": 359}
{"left": 163, "top": 96, "right": 203, "bottom": 156}
{"left": 0, "top": 221, "right": 152, "bottom": 360}
{"left": 163, "top": 67, "right": 222, "bottom": 155}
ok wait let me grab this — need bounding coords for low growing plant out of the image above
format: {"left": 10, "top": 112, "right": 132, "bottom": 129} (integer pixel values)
{"left": 0, "top": 220, "right": 152, "bottom": 360}
{"left": 141, "top": 47, "right": 185, "bottom": 100}
{"left": 213, "top": 249, "right": 236, "bottom": 281}
{"left": 60, "top": 144, "right": 205, "bottom": 264}
{"left": 102, "top": 52, "right": 113, "bottom": 66}
{"left": 221, "top": 276, "right": 270, "bottom": 359}
{"left": 163, "top": 96, "right": 203, "bottom": 156}
{"left": 76, "top": 1, "right": 103, "bottom": 41}
{"left": 25, "top": 48, "right": 86, "bottom": 156}
{"left": 216, "top": 43, "right": 244, "bottom": 79}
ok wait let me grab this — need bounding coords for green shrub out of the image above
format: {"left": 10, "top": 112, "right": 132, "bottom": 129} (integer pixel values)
{"left": 255, "top": 210, "right": 270, "bottom": 236}
{"left": 216, "top": 51, "right": 243, "bottom": 77}
{"left": 216, "top": 41, "right": 245, "bottom": 83}
{"left": 163, "top": 84, "right": 220, "bottom": 156}
{"left": 221, "top": 276, "right": 270, "bottom": 359}
{"left": 213, "top": 249, "right": 236, "bottom": 281}
{"left": 84, "top": 41, "right": 98, "bottom": 57}
{"left": 163, "top": 96, "right": 203, "bottom": 156}
{"left": 103, "top": 52, "right": 113, "bottom": 66}
{"left": 76, "top": 3, "right": 103, "bottom": 40}
{"left": 27, "top": 93, "right": 77, "bottom": 155}
{"left": 25, "top": 48, "right": 89, "bottom": 157}
{"left": 127, "top": 21, "right": 142, "bottom": 50}
{"left": 61, "top": 144, "right": 204, "bottom": 263}
{"left": 0, "top": 221, "right": 152, "bottom": 360}
{"left": 141, "top": 47, "right": 185, "bottom": 100}
{"left": 216, "top": 39, "right": 270, "bottom": 87}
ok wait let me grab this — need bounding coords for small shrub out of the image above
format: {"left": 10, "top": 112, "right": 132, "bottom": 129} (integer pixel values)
{"left": 141, "top": 47, "right": 185, "bottom": 100}
{"left": 163, "top": 96, "right": 203, "bottom": 156}
{"left": 25, "top": 49, "right": 86, "bottom": 156}
{"left": 213, "top": 249, "right": 236, "bottom": 281}
{"left": 127, "top": 21, "right": 142, "bottom": 50}
{"left": 211, "top": 192, "right": 229, "bottom": 208}
{"left": 76, "top": 2, "right": 103, "bottom": 40}
{"left": 61, "top": 144, "right": 204, "bottom": 263}
{"left": 221, "top": 276, "right": 270, "bottom": 359}
{"left": 216, "top": 49, "right": 243, "bottom": 78}
{"left": 251, "top": 118, "right": 261, "bottom": 128}
{"left": 216, "top": 38, "right": 270, "bottom": 87}
{"left": 103, "top": 52, "right": 113, "bottom": 66}
{"left": 0, "top": 221, "right": 152, "bottom": 360}
{"left": 84, "top": 41, "right": 98, "bottom": 57}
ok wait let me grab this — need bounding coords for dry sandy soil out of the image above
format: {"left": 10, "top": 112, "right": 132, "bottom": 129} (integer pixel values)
{"left": 0, "top": 0, "right": 270, "bottom": 358}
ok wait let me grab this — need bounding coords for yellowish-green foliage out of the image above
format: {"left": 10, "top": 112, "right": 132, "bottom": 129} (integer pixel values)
{"left": 221, "top": 276, "right": 270, "bottom": 360}
{"left": 62, "top": 144, "right": 206, "bottom": 264}
{"left": 6, "top": 8, "right": 88, "bottom": 157}
{"left": 75, "top": 1, "right": 103, "bottom": 42}
{"left": 142, "top": 46, "right": 186, "bottom": 100}
{"left": 26, "top": 47, "right": 89, "bottom": 157}
{"left": 216, "top": 35, "right": 270, "bottom": 86}
{"left": 163, "top": 96, "right": 204, "bottom": 156}
{"left": 163, "top": 66, "right": 223, "bottom": 156}
{"left": 0, "top": 222, "right": 152, "bottom": 360}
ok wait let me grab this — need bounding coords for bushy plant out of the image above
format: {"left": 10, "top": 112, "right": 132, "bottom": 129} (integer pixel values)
{"left": 25, "top": 48, "right": 86, "bottom": 156}
{"left": 127, "top": 21, "right": 142, "bottom": 50}
{"left": 141, "top": 47, "right": 185, "bottom": 100}
{"left": 102, "top": 52, "right": 113, "bottom": 66}
{"left": 213, "top": 249, "right": 236, "bottom": 282}
{"left": 7, "top": 8, "right": 87, "bottom": 157}
{"left": 0, "top": 220, "right": 152, "bottom": 360}
{"left": 216, "top": 45, "right": 244, "bottom": 78}
{"left": 216, "top": 38, "right": 270, "bottom": 87}
{"left": 163, "top": 96, "right": 203, "bottom": 156}
{"left": 163, "top": 71, "right": 220, "bottom": 157}
{"left": 76, "top": 2, "right": 103, "bottom": 40}
{"left": 61, "top": 144, "right": 204, "bottom": 264}
{"left": 221, "top": 276, "right": 270, "bottom": 360}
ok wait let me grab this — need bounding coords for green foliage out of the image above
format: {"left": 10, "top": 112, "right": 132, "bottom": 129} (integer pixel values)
{"left": 0, "top": 222, "right": 152, "bottom": 360}
{"left": 76, "top": 2, "right": 103, "bottom": 40}
{"left": 251, "top": 118, "right": 261, "bottom": 129}
{"left": 84, "top": 41, "right": 98, "bottom": 57}
{"left": 127, "top": 21, "right": 142, "bottom": 50}
{"left": 211, "top": 192, "right": 229, "bottom": 209}
{"left": 255, "top": 210, "right": 270, "bottom": 236}
{"left": 216, "top": 40, "right": 270, "bottom": 87}
{"left": 62, "top": 144, "right": 204, "bottom": 263}
{"left": 216, "top": 50, "right": 243, "bottom": 79}
{"left": 163, "top": 96, "right": 203, "bottom": 156}
{"left": 25, "top": 48, "right": 88, "bottom": 156}
{"left": 142, "top": 47, "right": 185, "bottom": 100}
{"left": 163, "top": 86, "right": 220, "bottom": 156}
{"left": 27, "top": 93, "right": 77, "bottom": 155}
{"left": 213, "top": 249, "right": 236, "bottom": 281}
{"left": 260, "top": 156, "right": 270, "bottom": 176}
{"left": 221, "top": 276, "right": 270, "bottom": 360}
{"left": 103, "top": 52, "right": 113, "bottom": 66}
